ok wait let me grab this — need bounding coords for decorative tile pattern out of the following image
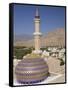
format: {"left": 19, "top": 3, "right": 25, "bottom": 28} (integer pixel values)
{"left": 15, "top": 58, "right": 49, "bottom": 84}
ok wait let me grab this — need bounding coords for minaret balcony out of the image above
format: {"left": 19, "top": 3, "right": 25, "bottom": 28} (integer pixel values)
{"left": 33, "top": 32, "right": 42, "bottom": 36}
{"left": 34, "top": 18, "right": 40, "bottom": 22}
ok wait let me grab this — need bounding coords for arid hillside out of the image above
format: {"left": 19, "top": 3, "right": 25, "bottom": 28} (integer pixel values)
{"left": 14, "top": 28, "right": 65, "bottom": 47}
{"left": 42, "top": 28, "right": 65, "bottom": 47}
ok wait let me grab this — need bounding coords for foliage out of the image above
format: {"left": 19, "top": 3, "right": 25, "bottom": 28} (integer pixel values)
{"left": 60, "top": 61, "right": 64, "bottom": 66}
{"left": 13, "top": 46, "right": 32, "bottom": 59}
{"left": 41, "top": 47, "right": 49, "bottom": 52}
{"left": 58, "top": 58, "right": 65, "bottom": 66}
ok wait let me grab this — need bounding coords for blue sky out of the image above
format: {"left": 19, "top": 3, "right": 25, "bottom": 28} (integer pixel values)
{"left": 13, "top": 4, "right": 65, "bottom": 35}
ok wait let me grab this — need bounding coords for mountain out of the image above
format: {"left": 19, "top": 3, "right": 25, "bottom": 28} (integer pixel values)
{"left": 14, "top": 34, "right": 34, "bottom": 47}
{"left": 14, "top": 28, "right": 65, "bottom": 47}
{"left": 43, "top": 28, "right": 65, "bottom": 47}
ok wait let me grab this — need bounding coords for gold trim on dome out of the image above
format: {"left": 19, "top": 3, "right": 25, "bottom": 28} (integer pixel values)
{"left": 17, "top": 65, "right": 48, "bottom": 69}
{"left": 17, "top": 63, "right": 47, "bottom": 67}
{"left": 16, "top": 73, "right": 49, "bottom": 79}
{"left": 15, "top": 68, "right": 49, "bottom": 74}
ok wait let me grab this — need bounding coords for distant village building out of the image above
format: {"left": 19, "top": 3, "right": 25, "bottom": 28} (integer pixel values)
{"left": 58, "top": 48, "right": 65, "bottom": 58}
{"left": 42, "top": 50, "right": 50, "bottom": 58}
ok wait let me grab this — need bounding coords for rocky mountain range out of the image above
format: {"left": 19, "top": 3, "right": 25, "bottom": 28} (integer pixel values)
{"left": 14, "top": 28, "right": 65, "bottom": 47}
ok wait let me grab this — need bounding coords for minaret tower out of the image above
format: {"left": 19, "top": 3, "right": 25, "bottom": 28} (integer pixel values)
{"left": 33, "top": 8, "right": 42, "bottom": 54}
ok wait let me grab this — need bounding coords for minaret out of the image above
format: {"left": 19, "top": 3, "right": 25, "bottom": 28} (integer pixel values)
{"left": 33, "top": 8, "right": 42, "bottom": 54}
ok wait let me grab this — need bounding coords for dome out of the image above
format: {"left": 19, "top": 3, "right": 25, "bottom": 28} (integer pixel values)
{"left": 15, "top": 58, "right": 49, "bottom": 84}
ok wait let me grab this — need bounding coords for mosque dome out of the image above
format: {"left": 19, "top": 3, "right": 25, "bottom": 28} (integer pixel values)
{"left": 15, "top": 58, "right": 49, "bottom": 84}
